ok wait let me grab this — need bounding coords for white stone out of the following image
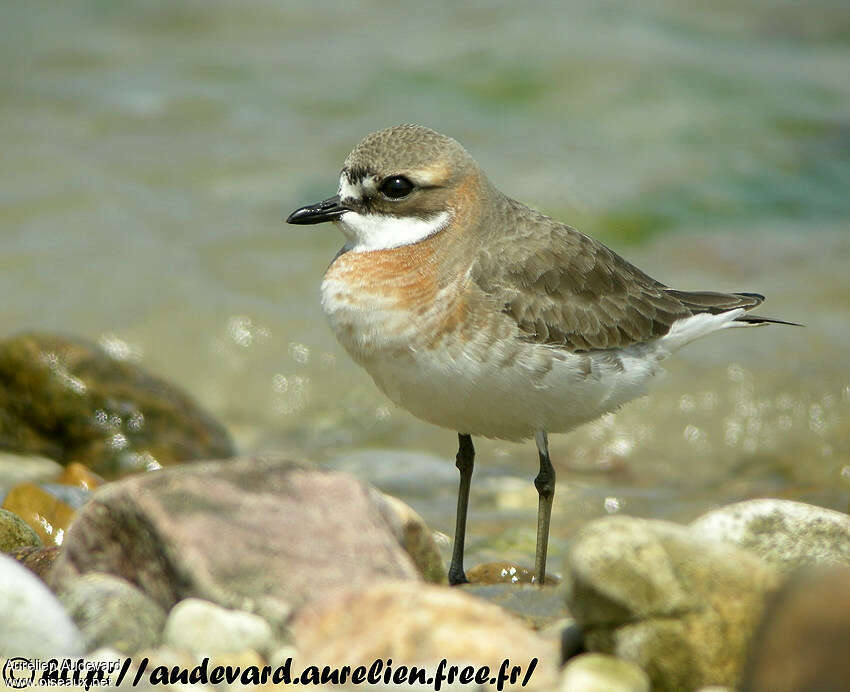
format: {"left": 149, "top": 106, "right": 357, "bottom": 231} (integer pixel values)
{"left": 561, "top": 653, "right": 650, "bottom": 692}
{"left": 163, "top": 598, "right": 273, "bottom": 655}
{"left": 0, "top": 553, "right": 83, "bottom": 657}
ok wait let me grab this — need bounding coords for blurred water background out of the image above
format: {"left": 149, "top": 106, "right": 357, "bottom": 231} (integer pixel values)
{"left": 2, "top": 0, "right": 849, "bottom": 571}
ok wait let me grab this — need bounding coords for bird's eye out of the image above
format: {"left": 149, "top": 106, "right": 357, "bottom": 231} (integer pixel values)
{"left": 379, "top": 175, "right": 415, "bottom": 199}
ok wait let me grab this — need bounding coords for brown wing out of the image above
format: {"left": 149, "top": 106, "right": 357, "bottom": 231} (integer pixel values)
{"left": 470, "top": 200, "right": 764, "bottom": 352}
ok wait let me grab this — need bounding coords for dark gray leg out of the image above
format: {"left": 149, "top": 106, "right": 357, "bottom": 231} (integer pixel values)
{"left": 534, "top": 430, "right": 555, "bottom": 584}
{"left": 448, "top": 433, "right": 474, "bottom": 585}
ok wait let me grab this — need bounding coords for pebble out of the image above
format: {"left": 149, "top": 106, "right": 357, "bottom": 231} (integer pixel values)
{"left": 56, "top": 461, "right": 105, "bottom": 490}
{"left": 10, "top": 545, "right": 59, "bottom": 580}
{"left": 2, "top": 482, "right": 76, "bottom": 545}
{"left": 60, "top": 572, "right": 167, "bottom": 654}
{"left": 466, "top": 561, "right": 561, "bottom": 585}
{"left": 560, "top": 653, "right": 650, "bottom": 692}
{"left": 163, "top": 598, "right": 274, "bottom": 656}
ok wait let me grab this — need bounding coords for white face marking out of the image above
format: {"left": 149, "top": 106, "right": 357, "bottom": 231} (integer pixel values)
{"left": 336, "top": 210, "right": 451, "bottom": 252}
{"left": 338, "top": 174, "right": 361, "bottom": 203}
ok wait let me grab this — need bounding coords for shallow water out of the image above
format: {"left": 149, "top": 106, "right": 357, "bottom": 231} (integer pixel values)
{"left": 2, "top": 1, "right": 849, "bottom": 573}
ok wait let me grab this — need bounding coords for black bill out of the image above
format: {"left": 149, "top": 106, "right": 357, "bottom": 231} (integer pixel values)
{"left": 286, "top": 195, "right": 346, "bottom": 225}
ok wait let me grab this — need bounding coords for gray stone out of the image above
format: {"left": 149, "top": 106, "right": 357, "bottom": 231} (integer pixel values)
{"left": 690, "top": 499, "right": 850, "bottom": 571}
{"left": 560, "top": 653, "right": 650, "bottom": 692}
{"left": 50, "top": 457, "right": 421, "bottom": 631}
{"left": 564, "top": 515, "right": 781, "bottom": 691}
{"left": 0, "top": 552, "right": 84, "bottom": 657}
{"left": 0, "top": 507, "right": 42, "bottom": 552}
{"left": 60, "top": 572, "right": 166, "bottom": 654}
{"left": 39, "top": 483, "right": 93, "bottom": 509}
{"left": 164, "top": 598, "right": 274, "bottom": 655}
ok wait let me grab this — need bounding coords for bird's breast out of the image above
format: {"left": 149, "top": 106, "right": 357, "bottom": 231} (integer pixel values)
{"left": 320, "top": 238, "right": 471, "bottom": 362}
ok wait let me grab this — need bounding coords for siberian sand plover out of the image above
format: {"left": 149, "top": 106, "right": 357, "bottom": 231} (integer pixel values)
{"left": 287, "top": 124, "right": 794, "bottom": 585}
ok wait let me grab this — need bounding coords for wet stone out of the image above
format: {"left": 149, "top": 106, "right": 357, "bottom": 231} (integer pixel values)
{"left": 0, "top": 507, "right": 42, "bottom": 552}
{"left": 56, "top": 462, "right": 105, "bottom": 491}
{"left": 0, "top": 332, "right": 235, "bottom": 477}
{"left": 466, "top": 561, "right": 561, "bottom": 585}
{"left": 2, "top": 482, "right": 76, "bottom": 546}
{"left": 10, "top": 545, "right": 60, "bottom": 581}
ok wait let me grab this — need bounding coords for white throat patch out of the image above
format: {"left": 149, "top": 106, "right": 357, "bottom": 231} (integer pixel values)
{"left": 337, "top": 210, "right": 451, "bottom": 252}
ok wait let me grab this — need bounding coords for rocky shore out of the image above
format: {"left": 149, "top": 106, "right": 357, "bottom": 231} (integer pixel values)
{"left": 1, "top": 333, "right": 849, "bottom": 690}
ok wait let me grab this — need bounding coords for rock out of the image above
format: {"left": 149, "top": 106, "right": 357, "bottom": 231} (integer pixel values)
{"left": 740, "top": 567, "right": 850, "bottom": 692}
{"left": 564, "top": 515, "right": 781, "bottom": 691}
{"left": 292, "top": 581, "right": 560, "bottom": 690}
{"left": 0, "top": 552, "right": 84, "bottom": 657}
{"left": 372, "top": 491, "right": 446, "bottom": 583}
{"left": 50, "top": 457, "right": 421, "bottom": 631}
{"left": 2, "top": 482, "right": 76, "bottom": 546}
{"left": 0, "top": 507, "right": 42, "bottom": 552}
{"left": 466, "top": 561, "right": 561, "bottom": 585}
{"left": 40, "top": 483, "right": 92, "bottom": 509}
{"left": 164, "top": 598, "right": 273, "bottom": 656}
{"left": 0, "top": 452, "right": 63, "bottom": 496}
{"left": 56, "top": 462, "right": 105, "bottom": 490}
{"left": 462, "top": 583, "right": 571, "bottom": 630}
{"left": 60, "top": 572, "right": 167, "bottom": 654}
{"left": 560, "top": 653, "right": 650, "bottom": 692}
{"left": 10, "top": 545, "right": 60, "bottom": 580}
{"left": 0, "top": 332, "right": 234, "bottom": 476}
{"left": 691, "top": 499, "right": 850, "bottom": 571}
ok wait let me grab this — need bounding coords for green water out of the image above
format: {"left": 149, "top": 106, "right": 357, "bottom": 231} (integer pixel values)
{"left": 2, "top": 0, "right": 849, "bottom": 572}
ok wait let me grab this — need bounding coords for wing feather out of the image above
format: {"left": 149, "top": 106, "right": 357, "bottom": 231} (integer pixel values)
{"left": 470, "top": 200, "right": 767, "bottom": 352}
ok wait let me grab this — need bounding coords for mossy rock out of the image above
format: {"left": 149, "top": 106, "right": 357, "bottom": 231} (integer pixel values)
{"left": 0, "top": 333, "right": 234, "bottom": 477}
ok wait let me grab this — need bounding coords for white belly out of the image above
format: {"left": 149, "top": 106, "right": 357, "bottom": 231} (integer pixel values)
{"left": 321, "top": 273, "right": 669, "bottom": 441}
